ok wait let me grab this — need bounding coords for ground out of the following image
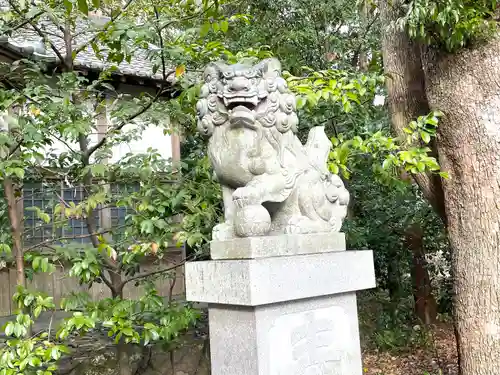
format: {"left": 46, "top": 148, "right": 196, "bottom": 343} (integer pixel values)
{"left": 363, "top": 324, "right": 458, "bottom": 375}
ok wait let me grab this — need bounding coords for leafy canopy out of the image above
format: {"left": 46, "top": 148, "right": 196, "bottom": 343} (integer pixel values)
{"left": 400, "top": 0, "right": 499, "bottom": 52}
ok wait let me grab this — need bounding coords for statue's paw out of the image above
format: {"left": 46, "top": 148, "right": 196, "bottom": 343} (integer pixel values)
{"left": 212, "top": 222, "right": 235, "bottom": 241}
{"left": 233, "top": 186, "right": 261, "bottom": 208}
{"left": 328, "top": 216, "right": 343, "bottom": 232}
{"left": 285, "top": 216, "right": 330, "bottom": 235}
{"left": 284, "top": 223, "right": 307, "bottom": 235}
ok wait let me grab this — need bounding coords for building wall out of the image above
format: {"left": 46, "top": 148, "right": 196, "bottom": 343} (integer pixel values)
{"left": 45, "top": 83, "right": 177, "bottom": 164}
{"left": 0, "top": 51, "right": 180, "bottom": 164}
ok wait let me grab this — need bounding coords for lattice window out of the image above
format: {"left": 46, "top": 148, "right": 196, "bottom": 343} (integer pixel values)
{"left": 23, "top": 181, "right": 139, "bottom": 246}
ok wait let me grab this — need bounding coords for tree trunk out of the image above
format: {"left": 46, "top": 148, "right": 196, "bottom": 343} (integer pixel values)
{"left": 405, "top": 223, "right": 437, "bottom": 325}
{"left": 386, "top": 255, "right": 402, "bottom": 302}
{"left": 117, "top": 343, "right": 133, "bottom": 375}
{"left": 421, "top": 37, "right": 500, "bottom": 375}
{"left": 3, "top": 178, "right": 25, "bottom": 287}
{"left": 379, "top": 0, "right": 446, "bottom": 224}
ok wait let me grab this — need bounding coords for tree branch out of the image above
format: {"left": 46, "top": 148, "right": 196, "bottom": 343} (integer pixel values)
{"left": 153, "top": 4, "right": 167, "bottom": 81}
{"left": 23, "top": 227, "right": 119, "bottom": 253}
{"left": 3, "top": 10, "right": 44, "bottom": 33}
{"left": 85, "top": 88, "right": 166, "bottom": 158}
{"left": 351, "top": 12, "right": 379, "bottom": 69}
{"left": 121, "top": 257, "right": 191, "bottom": 288}
{"left": 72, "top": 0, "right": 135, "bottom": 57}
{"left": 99, "top": 270, "right": 114, "bottom": 291}
{"left": 7, "top": 0, "right": 66, "bottom": 65}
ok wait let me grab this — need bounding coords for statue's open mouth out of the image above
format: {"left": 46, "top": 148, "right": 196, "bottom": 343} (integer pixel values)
{"left": 225, "top": 96, "right": 258, "bottom": 111}
{"left": 228, "top": 102, "right": 255, "bottom": 111}
{"left": 226, "top": 98, "right": 258, "bottom": 127}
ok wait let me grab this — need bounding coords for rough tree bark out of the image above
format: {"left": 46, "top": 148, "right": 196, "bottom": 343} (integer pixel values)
{"left": 421, "top": 37, "right": 500, "bottom": 375}
{"left": 379, "top": 0, "right": 446, "bottom": 224}
{"left": 381, "top": 0, "right": 500, "bottom": 372}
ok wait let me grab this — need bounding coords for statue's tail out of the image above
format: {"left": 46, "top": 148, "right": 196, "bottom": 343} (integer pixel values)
{"left": 305, "top": 126, "right": 332, "bottom": 172}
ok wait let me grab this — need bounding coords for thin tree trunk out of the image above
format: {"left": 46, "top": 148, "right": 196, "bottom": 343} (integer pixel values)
{"left": 405, "top": 223, "right": 437, "bottom": 325}
{"left": 3, "top": 178, "right": 24, "bottom": 287}
{"left": 358, "top": 0, "right": 369, "bottom": 72}
{"left": 421, "top": 37, "right": 500, "bottom": 375}
{"left": 386, "top": 251, "right": 402, "bottom": 302}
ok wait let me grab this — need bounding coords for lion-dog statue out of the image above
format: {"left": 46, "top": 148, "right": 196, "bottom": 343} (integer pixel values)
{"left": 196, "top": 58, "right": 350, "bottom": 240}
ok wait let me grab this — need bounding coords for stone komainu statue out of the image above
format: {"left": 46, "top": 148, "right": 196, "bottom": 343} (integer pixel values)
{"left": 196, "top": 58, "right": 350, "bottom": 240}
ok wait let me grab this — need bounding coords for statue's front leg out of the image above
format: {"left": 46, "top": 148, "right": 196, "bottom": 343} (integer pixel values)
{"left": 232, "top": 171, "right": 292, "bottom": 237}
{"left": 212, "top": 185, "right": 236, "bottom": 241}
{"left": 232, "top": 172, "right": 290, "bottom": 208}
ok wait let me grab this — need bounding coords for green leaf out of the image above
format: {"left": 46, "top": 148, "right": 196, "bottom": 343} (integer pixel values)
{"left": 77, "top": 0, "right": 89, "bottom": 15}
{"left": 122, "top": 327, "right": 134, "bottom": 336}
{"left": 0, "top": 244, "right": 11, "bottom": 254}
{"left": 296, "top": 96, "right": 307, "bottom": 109}
{"left": 50, "top": 347, "right": 61, "bottom": 360}
{"left": 33, "top": 256, "right": 41, "bottom": 271}
{"left": 140, "top": 220, "right": 154, "bottom": 234}
{"left": 63, "top": 0, "right": 73, "bottom": 13}
{"left": 329, "top": 163, "right": 339, "bottom": 174}
{"left": 29, "top": 356, "right": 41, "bottom": 367}
{"left": 220, "top": 20, "right": 229, "bottom": 33}
{"left": 4, "top": 322, "right": 13, "bottom": 336}
{"left": 41, "top": 257, "right": 49, "bottom": 273}
{"left": 342, "top": 100, "right": 352, "bottom": 113}
{"left": 200, "top": 23, "right": 210, "bottom": 37}
{"left": 23, "top": 294, "right": 34, "bottom": 307}
{"left": 420, "top": 131, "right": 431, "bottom": 143}
{"left": 33, "top": 305, "right": 43, "bottom": 318}
{"left": 92, "top": 0, "right": 100, "bottom": 8}
{"left": 13, "top": 168, "right": 25, "bottom": 179}
{"left": 39, "top": 212, "right": 51, "bottom": 224}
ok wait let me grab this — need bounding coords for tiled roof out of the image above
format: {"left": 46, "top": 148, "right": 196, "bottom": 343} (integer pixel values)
{"left": 0, "top": 7, "right": 173, "bottom": 81}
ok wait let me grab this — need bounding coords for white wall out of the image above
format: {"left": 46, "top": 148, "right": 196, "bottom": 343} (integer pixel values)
{"left": 107, "top": 123, "right": 173, "bottom": 164}
{"left": 34, "top": 83, "right": 173, "bottom": 165}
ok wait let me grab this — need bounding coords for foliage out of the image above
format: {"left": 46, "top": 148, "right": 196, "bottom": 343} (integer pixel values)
{"left": 328, "top": 110, "right": 447, "bottom": 182}
{"left": 0, "top": 287, "right": 65, "bottom": 375}
{"left": 226, "top": 0, "right": 381, "bottom": 72}
{"left": 0, "top": 192, "right": 10, "bottom": 260}
{"left": 400, "top": 0, "right": 499, "bottom": 52}
{"left": 358, "top": 290, "right": 433, "bottom": 352}
{"left": 113, "top": 152, "right": 222, "bottom": 255}
{"left": 0, "top": 0, "right": 239, "bottom": 372}
{"left": 346, "top": 160, "right": 450, "bottom": 303}
{"left": 58, "top": 286, "right": 199, "bottom": 347}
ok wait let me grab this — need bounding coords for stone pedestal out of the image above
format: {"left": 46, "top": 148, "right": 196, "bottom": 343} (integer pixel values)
{"left": 185, "top": 233, "right": 375, "bottom": 375}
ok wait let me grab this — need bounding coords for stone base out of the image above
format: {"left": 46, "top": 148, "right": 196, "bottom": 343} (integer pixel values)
{"left": 185, "top": 235, "right": 375, "bottom": 375}
{"left": 186, "top": 250, "right": 374, "bottom": 306}
{"left": 209, "top": 292, "right": 362, "bottom": 375}
{"left": 210, "top": 233, "right": 346, "bottom": 260}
